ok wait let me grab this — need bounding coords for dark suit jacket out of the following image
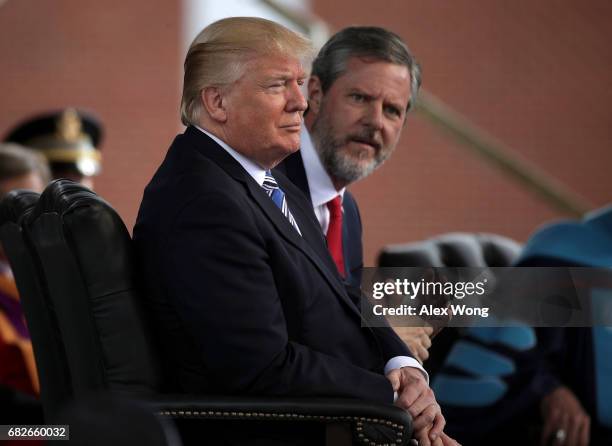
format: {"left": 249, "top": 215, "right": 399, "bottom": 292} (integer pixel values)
{"left": 275, "top": 151, "right": 363, "bottom": 290}
{"left": 133, "top": 126, "right": 411, "bottom": 403}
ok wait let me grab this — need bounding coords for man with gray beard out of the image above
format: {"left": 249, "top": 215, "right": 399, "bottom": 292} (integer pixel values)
{"left": 276, "top": 27, "right": 451, "bottom": 444}
{"left": 277, "top": 26, "right": 420, "bottom": 290}
{"left": 276, "top": 26, "right": 435, "bottom": 364}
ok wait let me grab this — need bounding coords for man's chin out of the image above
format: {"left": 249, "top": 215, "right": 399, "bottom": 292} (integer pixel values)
{"left": 284, "top": 144, "right": 300, "bottom": 156}
{"left": 275, "top": 137, "right": 301, "bottom": 153}
{"left": 339, "top": 141, "right": 380, "bottom": 163}
{"left": 338, "top": 149, "right": 376, "bottom": 169}
{"left": 275, "top": 143, "right": 300, "bottom": 160}
{"left": 332, "top": 157, "right": 377, "bottom": 183}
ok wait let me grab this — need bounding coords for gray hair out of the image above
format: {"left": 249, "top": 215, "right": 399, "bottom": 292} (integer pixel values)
{"left": 311, "top": 26, "right": 421, "bottom": 111}
{"left": 181, "top": 17, "right": 313, "bottom": 127}
{"left": 0, "top": 143, "right": 50, "bottom": 183}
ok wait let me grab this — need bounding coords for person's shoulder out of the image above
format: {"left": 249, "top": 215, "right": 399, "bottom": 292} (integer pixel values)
{"left": 341, "top": 190, "right": 362, "bottom": 230}
{"left": 343, "top": 190, "right": 360, "bottom": 213}
{"left": 274, "top": 168, "right": 309, "bottom": 204}
{"left": 137, "top": 132, "right": 244, "bottom": 224}
{"left": 343, "top": 190, "right": 358, "bottom": 206}
{"left": 275, "top": 150, "right": 303, "bottom": 174}
{"left": 274, "top": 151, "right": 311, "bottom": 199}
{"left": 156, "top": 132, "right": 239, "bottom": 193}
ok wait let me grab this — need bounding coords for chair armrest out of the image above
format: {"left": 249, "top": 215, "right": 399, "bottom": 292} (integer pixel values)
{"left": 146, "top": 395, "right": 412, "bottom": 446}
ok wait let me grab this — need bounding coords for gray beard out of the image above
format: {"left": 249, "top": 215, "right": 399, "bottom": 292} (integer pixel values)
{"left": 310, "top": 117, "right": 387, "bottom": 186}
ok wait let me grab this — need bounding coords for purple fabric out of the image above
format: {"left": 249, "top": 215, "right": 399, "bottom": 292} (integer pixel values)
{"left": 0, "top": 287, "right": 30, "bottom": 339}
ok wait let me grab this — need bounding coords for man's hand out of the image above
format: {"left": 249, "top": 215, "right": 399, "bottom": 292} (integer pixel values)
{"left": 540, "top": 386, "right": 590, "bottom": 446}
{"left": 394, "top": 326, "right": 434, "bottom": 363}
{"left": 386, "top": 366, "right": 444, "bottom": 442}
{"left": 415, "top": 428, "right": 461, "bottom": 446}
{"left": 431, "top": 432, "right": 462, "bottom": 446}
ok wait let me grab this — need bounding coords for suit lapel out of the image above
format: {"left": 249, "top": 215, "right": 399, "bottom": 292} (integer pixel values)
{"left": 184, "top": 127, "right": 362, "bottom": 319}
{"left": 249, "top": 177, "right": 361, "bottom": 318}
{"left": 277, "top": 175, "right": 364, "bottom": 320}
{"left": 275, "top": 151, "right": 311, "bottom": 201}
{"left": 278, "top": 175, "right": 341, "bottom": 276}
{"left": 244, "top": 178, "right": 307, "bottom": 248}
{"left": 276, "top": 152, "right": 351, "bottom": 293}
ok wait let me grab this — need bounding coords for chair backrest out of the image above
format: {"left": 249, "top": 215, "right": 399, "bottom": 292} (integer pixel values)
{"left": 378, "top": 232, "right": 521, "bottom": 268}
{"left": 21, "top": 180, "right": 161, "bottom": 401}
{"left": 377, "top": 232, "right": 522, "bottom": 377}
{"left": 0, "top": 189, "right": 72, "bottom": 418}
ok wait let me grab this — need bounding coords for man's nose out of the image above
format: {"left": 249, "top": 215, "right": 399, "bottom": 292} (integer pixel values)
{"left": 285, "top": 82, "right": 308, "bottom": 113}
{"left": 362, "top": 102, "right": 384, "bottom": 131}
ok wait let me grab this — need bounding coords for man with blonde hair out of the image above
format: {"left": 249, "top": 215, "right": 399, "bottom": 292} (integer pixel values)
{"left": 135, "top": 17, "right": 452, "bottom": 445}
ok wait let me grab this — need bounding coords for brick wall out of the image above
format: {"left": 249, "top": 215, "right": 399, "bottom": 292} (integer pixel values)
{"left": 1, "top": 0, "right": 610, "bottom": 265}
{"left": 0, "top": 0, "right": 181, "bottom": 231}
{"left": 313, "top": 0, "right": 612, "bottom": 264}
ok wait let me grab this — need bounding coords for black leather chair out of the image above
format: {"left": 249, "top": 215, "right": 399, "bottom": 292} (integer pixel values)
{"left": 379, "top": 233, "right": 520, "bottom": 269}
{"left": 0, "top": 180, "right": 412, "bottom": 446}
{"left": 378, "top": 232, "right": 521, "bottom": 377}
{"left": 0, "top": 189, "right": 70, "bottom": 420}
{"left": 57, "top": 395, "right": 182, "bottom": 446}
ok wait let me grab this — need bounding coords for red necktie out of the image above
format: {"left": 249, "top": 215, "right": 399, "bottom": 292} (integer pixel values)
{"left": 326, "top": 196, "right": 345, "bottom": 277}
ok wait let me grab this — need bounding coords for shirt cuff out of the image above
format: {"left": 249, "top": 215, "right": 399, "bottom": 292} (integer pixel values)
{"left": 384, "top": 356, "right": 429, "bottom": 385}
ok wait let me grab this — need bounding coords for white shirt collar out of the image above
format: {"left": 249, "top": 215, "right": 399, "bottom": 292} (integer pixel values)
{"left": 300, "top": 127, "right": 345, "bottom": 206}
{"left": 195, "top": 125, "right": 267, "bottom": 186}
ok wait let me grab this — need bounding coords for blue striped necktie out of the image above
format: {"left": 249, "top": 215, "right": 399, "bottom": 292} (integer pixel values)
{"left": 262, "top": 170, "right": 301, "bottom": 236}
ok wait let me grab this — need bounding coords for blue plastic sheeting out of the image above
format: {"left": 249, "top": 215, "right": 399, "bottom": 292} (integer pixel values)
{"left": 433, "top": 374, "right": 507, "bottom": 407}
{"left": 465, "top": 326, "right": 536, "bottom": 351}
{"left": 591, "top": 289, "right": 612, "bottom": 427}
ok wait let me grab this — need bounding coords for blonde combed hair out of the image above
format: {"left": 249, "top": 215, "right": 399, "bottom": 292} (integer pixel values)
{"left": 180, "top": 17, "right": 313, "bottom": 126}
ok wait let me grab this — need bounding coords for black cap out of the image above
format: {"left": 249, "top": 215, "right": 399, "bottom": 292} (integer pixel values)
{"left": 4, "top": 108, "right": 103, "bottom": 177}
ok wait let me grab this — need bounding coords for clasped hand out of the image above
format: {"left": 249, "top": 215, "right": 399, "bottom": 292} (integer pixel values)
{"left": 386, "top": 366, "right": 460, "bottom": 446}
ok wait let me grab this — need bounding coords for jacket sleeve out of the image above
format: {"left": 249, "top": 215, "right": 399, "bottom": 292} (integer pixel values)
{"left": 344, "top": 284, "right": 413, "bottom": 362}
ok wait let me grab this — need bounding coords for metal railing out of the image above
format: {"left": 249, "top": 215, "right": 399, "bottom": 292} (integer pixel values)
{"left": 415, "top": 91, "right": 592, "bottom": 217}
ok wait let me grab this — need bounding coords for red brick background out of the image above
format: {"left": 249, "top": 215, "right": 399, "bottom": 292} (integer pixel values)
{"left": 1, "top": 1, "right": 610, "bottom": 265}
{"left": 0, "top": 0, "right": 181, "bottom": 229}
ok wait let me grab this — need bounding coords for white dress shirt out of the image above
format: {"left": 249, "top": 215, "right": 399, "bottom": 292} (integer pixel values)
{"left": 299, "top": 127, "right": 345, "bottom": 234}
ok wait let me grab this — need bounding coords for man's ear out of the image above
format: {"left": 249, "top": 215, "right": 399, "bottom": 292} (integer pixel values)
{"left": 201, "top": 86, "right": 227, "bottom": 123}
{"left": 307, "top": 76, "right": 323, "bottom": 117}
